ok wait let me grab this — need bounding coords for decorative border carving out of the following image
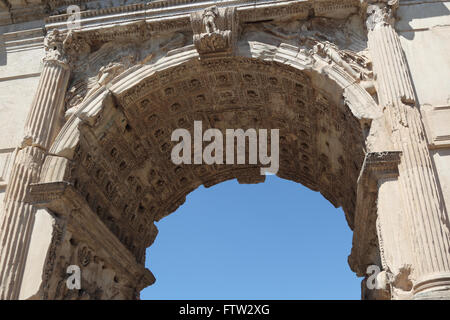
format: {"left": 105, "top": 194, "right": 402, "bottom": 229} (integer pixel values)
{"left": 361, "top": 151, "right": 402, "bottom": 181}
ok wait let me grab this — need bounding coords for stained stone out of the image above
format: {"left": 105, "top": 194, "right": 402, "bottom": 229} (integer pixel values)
{"left": 0, "top": 0, "right": 449, "bottom": 300}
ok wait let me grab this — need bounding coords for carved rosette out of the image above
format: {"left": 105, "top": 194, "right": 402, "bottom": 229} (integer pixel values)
{"left": 190, "top": 6, "right": 238, "bottom": 58}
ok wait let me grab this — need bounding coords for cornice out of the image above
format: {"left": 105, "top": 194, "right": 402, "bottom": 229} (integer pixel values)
{"left": 0, "top": 27, "right": 44, "bottom": 52}
{"left": 43, "top": 0, "right": 361, "bottom": 37}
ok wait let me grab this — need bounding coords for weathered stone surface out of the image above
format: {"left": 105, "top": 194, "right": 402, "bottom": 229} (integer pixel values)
{"left": 0, "top": 0, "right": 449, "bottom": 300}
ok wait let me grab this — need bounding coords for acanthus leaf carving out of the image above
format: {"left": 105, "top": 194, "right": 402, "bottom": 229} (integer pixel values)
{"left": 44, "top": 29, "right": 68, "bottom": 65}
{"left": 44, "top": 29, "right": 91, "bottom": 68}
{"left": 365, "top": 0, "right": 399, "bottom": 31}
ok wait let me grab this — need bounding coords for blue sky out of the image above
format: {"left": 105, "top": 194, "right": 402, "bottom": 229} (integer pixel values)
{"left": 141, "top": 175, "right": 361, "bottom": 300}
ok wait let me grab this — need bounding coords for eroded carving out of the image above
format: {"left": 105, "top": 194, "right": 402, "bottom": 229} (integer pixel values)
{"left": 191, "top": 6, "right": 238, "bottom": 57}
{"left": 365, "top": 0, "right": 398, "bottom": 31}
{"left": 44, "top": 29, "right": 67, "bottom": 64}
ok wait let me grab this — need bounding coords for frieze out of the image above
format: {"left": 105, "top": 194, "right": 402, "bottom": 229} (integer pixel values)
{"left": 43, "top": 0, "right": 362, "bottom": 39}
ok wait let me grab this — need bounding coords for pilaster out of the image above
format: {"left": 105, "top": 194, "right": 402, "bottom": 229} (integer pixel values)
{"left": 0, "top": 29, "right": 71, "bottom": 299}
{"left": 364, "top": 0, "right": 450, "bottom": 299}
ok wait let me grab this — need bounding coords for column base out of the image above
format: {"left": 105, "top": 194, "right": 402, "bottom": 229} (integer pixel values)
{"left": 413, "top": 273, "right": 450, "bottom": 300}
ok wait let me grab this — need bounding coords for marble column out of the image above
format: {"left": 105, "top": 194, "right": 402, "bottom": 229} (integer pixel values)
{"left": 0, "top": 30, "right": 70, "bottom": 299}
{"left": 365, "top": 1, "right": 450, "bottom": 299}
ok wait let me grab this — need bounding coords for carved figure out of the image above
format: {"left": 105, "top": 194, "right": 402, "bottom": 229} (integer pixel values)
{"left": 202, "top": 6, "right": 219, "bottom": 34}
{"left": 314, "top": 42, "right": 361, "bottom": 80}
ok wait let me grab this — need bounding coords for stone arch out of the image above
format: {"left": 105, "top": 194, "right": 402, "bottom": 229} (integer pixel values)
{"left": 29, "top": 40, "right": 387, "bottom": 299}
{"left": 1, "top": 0, "right": 448, "bottom": 301}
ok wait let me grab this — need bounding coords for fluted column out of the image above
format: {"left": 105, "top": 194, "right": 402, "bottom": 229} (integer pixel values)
{"left": 0, "top": 30, "right": 70, "bottom": 299}
{"left": 365, "top": 1, "right": 450, "bottom": 298}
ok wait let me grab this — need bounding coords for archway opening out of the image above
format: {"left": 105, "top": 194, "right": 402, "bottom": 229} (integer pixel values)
{"left": 141, "top": 176, "right": 361, "bottom": 299}
{"left": 39, "top": 55, "right": 372, "bottom": 299}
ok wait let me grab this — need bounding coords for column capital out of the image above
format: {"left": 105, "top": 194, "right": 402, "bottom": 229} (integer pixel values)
{"left": 43, "top": 29, "right": 90, "bottom": 69}
{"left": 43, "top": 29, "right": 69, "bottom": 67}
{"left": 361, "top": 0, "right": 399, "bottom": 31}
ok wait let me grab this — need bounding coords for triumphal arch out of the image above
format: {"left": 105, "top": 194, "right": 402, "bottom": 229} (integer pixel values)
{"left": 0, "top": 0, "right": 449, "bottom": 300}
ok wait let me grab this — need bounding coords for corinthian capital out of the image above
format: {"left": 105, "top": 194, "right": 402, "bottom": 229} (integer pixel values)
{"left": 43, "top": 29, "right": 69, "bottom": 66}
{"left": 363, "top": 0, "right": 399, "bottom": 31}
{"left": 43, "top": 29, "right": 90, "bottom": 68}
